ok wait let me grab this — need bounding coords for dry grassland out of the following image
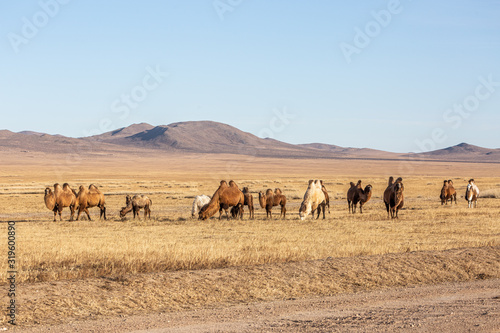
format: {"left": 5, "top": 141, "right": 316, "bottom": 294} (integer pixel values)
{"left": 1, "top": 153, "right": 499, "bottom": 283}
{"left": 0, "top": 152, "right": 499, "bottom": 326}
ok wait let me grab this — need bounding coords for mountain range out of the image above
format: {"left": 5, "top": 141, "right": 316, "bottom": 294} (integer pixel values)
{"left": 1, "top": 121, "right": 499, "bottom": 162}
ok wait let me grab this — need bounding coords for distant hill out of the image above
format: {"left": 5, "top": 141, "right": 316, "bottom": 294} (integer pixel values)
{"left": 87, "top": 121, "right": 320, "bottom": 157}
{"left": 409, "top": 143, "right": 500, "bottom": 162}
{"left": 0, "top": 122, "right": 498, "bottom": 162}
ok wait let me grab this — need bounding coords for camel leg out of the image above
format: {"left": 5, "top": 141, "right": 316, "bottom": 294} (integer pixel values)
{"left": 52, "top": 208, "right": 57, "bottom": 222}
{"left": 84, "top": 208, "right": 91, "bottom": 220}
{"left": 100, "top": 206, "right": 107, "bottom": 220}
{"left": 348, "top": 201, "right": 351, "bottom": 213}
{"left": 322, "top": 204, "right": 326, "bottom": 219}
{"left": 57, "top": 207, "right": 63, "bottom": 221}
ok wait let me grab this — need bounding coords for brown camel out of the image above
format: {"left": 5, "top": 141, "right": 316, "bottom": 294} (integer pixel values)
{"left": 347, "top": 180, "right": 362, "bottom": 213}
{"left": 440, "top": 180, "right": 457, "bottom": 205}
{"left": 120, "top": 194, "right": 152, "bottom": 219}
{"left": 199, "top": 180, "right": 244, "bottom": 220}
{"left": 231, "top": 187, "right": 255, "bottom": 219}
{"left": 383, "top": 177, "right": 404, "bottom": 218}
{"left": 75, "top": 184, "right": 107, "bottom": 220}
{"left": 352, "top": 184, "right": 373, "bottom": 214}
{"left": 44, "top": 183, "right": 77, "bottom": 221}
{"left": 258, "top": 188, "right": 287, "bottom": 219}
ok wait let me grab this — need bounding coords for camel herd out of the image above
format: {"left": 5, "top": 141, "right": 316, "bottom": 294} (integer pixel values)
{"left": 43, "top": 178, "right": 482, "bottom": 221}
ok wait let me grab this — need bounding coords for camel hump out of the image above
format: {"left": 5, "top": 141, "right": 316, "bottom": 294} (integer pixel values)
{"left": 265, "top": 188, "right": 273, "bottom": 195}
{"left": 229, "top": 180, "right": 238, "bottom": 187}
{"left": 62, "top": 183, "right": 71, "bottom": 189}
{"left": 89, "top": 184, "right": 99, "bottom": 190}
{"left": 274, "top": 188, "right": 282, "bottom": 194}
{"left": 220, "top": 180, "right": 228, "bottom": 186}
{"left": 54, "top": 183, "right": 62, "bottom": 189}
{"left": 242, "top": 187, "right": 249, "bottom": 193}
{"left": 443, "top": 180, "right": 448, "bottom": 184}
{"left": 350, "top": 182, "right": 355, "bottom": 187}
{"left": 395, "top": 177, "right": 403, "bottom": 183}
{"left": 388, "top": 176, "right": 394, "bottom": 186}
{"left": 308, "top": 180, "right": 314, "bottom": 185}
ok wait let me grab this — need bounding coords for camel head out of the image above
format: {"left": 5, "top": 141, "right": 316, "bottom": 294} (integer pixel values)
{"left": 119, "top": 205, "right": 131, "bottom": 218}
{"left": 299, "top": 202, "right": 309, "bottom": 221}
{"left": 242, "top": 187, "right": 249, "bottom": 193}
{"left": 44, "top": 188, "right": 53, "bottom": 196}
{"left": 125, "top": 195, "right": 132, "bottom": 205}
{"left": 364, "top": 185, "right": 373, "bottom": 194}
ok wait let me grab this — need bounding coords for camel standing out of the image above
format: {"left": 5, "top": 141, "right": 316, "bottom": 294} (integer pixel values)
{"left": 347, "top": 180, "right": 362, "bottom": 213}
{"left": 242, "top": 187, "right": 255, "bottom": 219}
{"left": 258, "top": 188, "right": 287, "bottom": 219}
{"left": 44, "top": 183, "right": 77, "bottom": 221}
{"left": 465, "top": 179, "right": 480, "bottom": 208}
{"left": 440, "top": 180, "right": 457, "bottom": 205}
{"left": 75, "top": 184, "right": 107, "bottom": 220}
{"left": 352, "top": 184, "right": 373, "bottom": 214}
{"left": 383, "top": 177, "right": 404, "bottom": 219}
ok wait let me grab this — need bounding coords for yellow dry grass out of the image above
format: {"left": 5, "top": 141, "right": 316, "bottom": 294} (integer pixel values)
{"left": 1, "top": 152, "right": 499, "bottom": 284}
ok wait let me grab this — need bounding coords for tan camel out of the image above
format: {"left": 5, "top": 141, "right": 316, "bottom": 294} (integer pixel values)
{"left": 75, "top": 184, "right": 107, "bottom": 220}
{"left": 299, "top": 180, "right": 325, "bottom": 220}
{"left": 258, "top": 188, "right": 287, "bottom": 219}
{"left": 45, "top": 183, "right": 77, "bottom": 221}
{"left": 120, "top": 194, "right": 152, "bottom": 219}
{"left": 231, "top": 187, "right": 255, "bottom": 219}
{"left": 440, "top": 180, "right": 457, "bottom": 205}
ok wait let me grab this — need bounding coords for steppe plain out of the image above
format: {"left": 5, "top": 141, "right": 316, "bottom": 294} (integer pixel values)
{"left": 1, "top": 146, "right": 499, "bottom": 331}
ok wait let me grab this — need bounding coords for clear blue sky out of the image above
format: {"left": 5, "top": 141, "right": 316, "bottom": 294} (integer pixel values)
{"left": 1, "top": 1, "right": 499, "bottom": 153}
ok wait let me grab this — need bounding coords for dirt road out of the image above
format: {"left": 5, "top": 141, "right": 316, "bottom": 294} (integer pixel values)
{"left": 18, "top": 278, "right": 499, "bottom": 333}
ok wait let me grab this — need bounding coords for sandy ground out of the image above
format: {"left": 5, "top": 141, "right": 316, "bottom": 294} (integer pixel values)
{"left": 14, "top": 278, "right": 499, "bottom": 332}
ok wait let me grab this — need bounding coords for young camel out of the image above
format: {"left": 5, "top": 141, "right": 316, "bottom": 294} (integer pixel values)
{"left": 120, "top": 194, "right": 152, "bottom": 219}
{"left": 352, "top": 184, "right": 373, "bottom": 214}
{"left": 258, "top": 188, "right": 287, "bottom": 219}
